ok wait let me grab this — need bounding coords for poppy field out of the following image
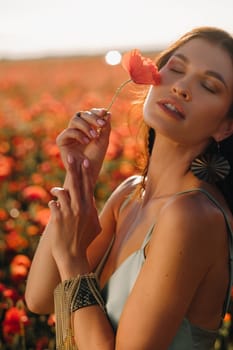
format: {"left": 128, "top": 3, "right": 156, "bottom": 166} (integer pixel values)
{"left": 0, "top": 54, "right": 232, "bottom": 349}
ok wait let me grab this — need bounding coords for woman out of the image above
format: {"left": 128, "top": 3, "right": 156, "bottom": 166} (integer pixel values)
{"left": 25, "top": 27, "right": 233, "bottom": 349}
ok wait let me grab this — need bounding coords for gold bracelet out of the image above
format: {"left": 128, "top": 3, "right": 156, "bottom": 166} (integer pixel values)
{"left": 54, "top": 273, "right": 105, "bottom": 350}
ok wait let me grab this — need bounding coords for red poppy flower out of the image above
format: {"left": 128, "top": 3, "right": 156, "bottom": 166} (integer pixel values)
{"left": 10, "top": 264, "right": 28, "bottom": 282}
{"left": 0, "top": 208, "right": 8, "bottom": 220}
{"left": 122, "top": 49, "right": 160, "bottom": 85}
{"left": 107, "top": 49, "right": 160, "bottom": 111}
{"left": 5, "top": 230, "right": 29, "bottom": 251}
{"left": 2, "top": 306, "right": 29, "bottom": 342}
{"left": 2, "top": 287, "right": 19, "bottom": 302}
{"left": 0, "top": 155, "right": 14, "bottom": 180}
{"left": 10, "top": 254, "right": 31, "bottom": 281}
{"left": 11, "top": 254, "right": 31, "bottom": 268}
{"left": 22, "top": 185, "right": 49, "bottom": 201}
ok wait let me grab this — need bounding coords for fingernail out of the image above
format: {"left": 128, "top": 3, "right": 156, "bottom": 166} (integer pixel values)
{"left": 67, "top": 154, "right": 74, "bottom": 164}
{"left": 50, "top": 187, "right": 58, "bottom": 194}
{"left": 97, "top": 118, "right": 106, "bottom": 126}
{"left": 90, "top": 129, "right": 97, "bottom": 138}
{"left": 83, "top": 159, "right": 89, "bottom": 168}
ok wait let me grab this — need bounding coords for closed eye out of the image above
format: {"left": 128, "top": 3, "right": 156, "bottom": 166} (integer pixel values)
{"left": 170, "top": 68, "right": 184, "bottom": 74}
{"left": 201, "top": 82, "right": 217, "bottom": 94}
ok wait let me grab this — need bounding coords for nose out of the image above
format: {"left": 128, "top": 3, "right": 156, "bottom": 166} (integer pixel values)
{"left": 171, "top": 82, "right": 191, "bottom": 101}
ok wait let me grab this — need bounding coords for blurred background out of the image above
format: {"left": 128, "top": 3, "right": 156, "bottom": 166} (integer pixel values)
{"left": 0, "top": 0, "right": 233, "bottom": 59}
{"left": 0, "top": 1, "right": 233, "bottom": 349}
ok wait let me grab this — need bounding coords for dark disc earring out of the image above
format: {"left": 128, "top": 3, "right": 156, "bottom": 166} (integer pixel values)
{"left": 191, "top": 144, "right": 231, "bottom": 183}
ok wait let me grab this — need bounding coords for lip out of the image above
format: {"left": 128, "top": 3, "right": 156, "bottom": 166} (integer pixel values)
{"left": 157, "top": 98, "right": 186, "bottom": 120}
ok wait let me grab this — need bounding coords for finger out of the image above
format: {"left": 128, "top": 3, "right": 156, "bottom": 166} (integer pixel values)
{"left": 81, "top": 159, "right": 102, "bottom": 233}
{"left": 56, "top": 128, "right": 90, "bottom": 147}
{"left": 89, "top": 109, "right": 111, "bottom": 128}
{"left": 85, "top": 110, "right": 111, "bottom": 138}
{"left": 81, "top": 158, "right": 94, "bottom": 202}
{"left": 48, "top": 199, "right": 61, "bottom": 220}
{"left": 50, "top": 187, "right": 70, "bottom": 212}
{"left": 89, "top": 108, "right": 108, "bottom": 118}
{"left": 68, "top": 112, "right": 99, "bottom": 139}
{"left": 66, "top": 155, "right": 82, "bottom": 212}
{"left": 72, "top": 110, "right": 111, "bottom": 135}
{"left": 97, "top": 114, "right": 111, "bottom": 138}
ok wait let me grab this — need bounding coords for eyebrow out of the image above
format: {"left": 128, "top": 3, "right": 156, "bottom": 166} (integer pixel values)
{"left": 173, "top": 53, "right": 228, "bottom": 89}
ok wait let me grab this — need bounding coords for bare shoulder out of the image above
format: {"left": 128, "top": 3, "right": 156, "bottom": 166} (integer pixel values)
{"left": 150, "top": 190, "right": 229, "bottom": 264}
{"left": 102, "top": 175, "right": 142, "bottom": 218}
{"left": 161, "top": 189, "right": 228, "bottom": 229}
{"left": 112, "top": 174, "right": 142, "bottom": 197}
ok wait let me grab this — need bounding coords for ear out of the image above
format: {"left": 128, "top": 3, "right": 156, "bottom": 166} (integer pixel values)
{"left": 213, "top": 118, "right": 233, "bottom": 142}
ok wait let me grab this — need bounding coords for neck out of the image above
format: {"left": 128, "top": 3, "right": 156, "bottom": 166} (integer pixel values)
{"left": 142, "top": 134, "right": 207, "bottom": 204}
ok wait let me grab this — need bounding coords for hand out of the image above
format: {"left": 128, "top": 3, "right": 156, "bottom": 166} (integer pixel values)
{"left": 48, "top": 156, "right": 101, "bottom": 278}
{"left": 56, "top": 108, "right": 111, "bottom": 187}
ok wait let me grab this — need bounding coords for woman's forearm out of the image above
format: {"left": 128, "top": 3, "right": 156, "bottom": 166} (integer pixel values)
{"left": 25, "top": 173, "right": 77, "bottom": 314}
{"left": 56, "top": 258, "right": 115, "bottom": 350}
{"left": 74, "top": 306, "right": 115, "bottom": 349}
{"left": 25, "top": 224, "right": 61, "bottom": 314}
{"left": 53, "top": 257, "right": 116, "bottom": 350}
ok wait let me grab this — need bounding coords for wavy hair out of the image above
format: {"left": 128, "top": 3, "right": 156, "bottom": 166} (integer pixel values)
{"left": 134, "top": 26, "right": 233, "bottom": 212}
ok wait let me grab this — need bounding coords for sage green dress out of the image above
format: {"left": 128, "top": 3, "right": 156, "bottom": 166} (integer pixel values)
{"left": 98, "top": 188, "right": 233, "bottom": 349}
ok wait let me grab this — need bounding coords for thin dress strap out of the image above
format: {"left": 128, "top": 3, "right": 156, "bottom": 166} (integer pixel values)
{"left": 95, "top": 235, "right": 115, "bottom": 277}
{"left": 175, "top": 188, "right": 233, "bottom": 315}
{"left": 141, "top": 223, "right": 156, "bottom": 250}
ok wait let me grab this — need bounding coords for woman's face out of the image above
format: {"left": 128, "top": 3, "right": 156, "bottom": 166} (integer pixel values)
{"left": 143, "top": 38, "right": 233, "bottom": 146}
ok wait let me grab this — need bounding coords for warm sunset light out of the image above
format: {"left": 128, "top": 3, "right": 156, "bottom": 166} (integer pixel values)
{"left": 105, "top": 50, "right": 122, "bottom": 65}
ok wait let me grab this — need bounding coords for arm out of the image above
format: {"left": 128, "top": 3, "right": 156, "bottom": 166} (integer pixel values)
{"left": 48, "top": 156, "right": 143, "bottom": 348}
{"left": 25, "top": 108, "right": 111, "bottom": 314}
{"left": 116, "top": 194, "right": 223, "bottom": 349}
{"left": 25, "top": 173, "right": 136, "bottom": 315}
{"left": 51, "top": 181, "right": 223, "bottom": 349}
{"left": 25, "top": 220, "right": 61, "bottom": 314}
{"left": 25, "top": 168, "right": 137, "bottom": 314}
{"left": 25, "top": 181, "right": 118, "bottom": 314}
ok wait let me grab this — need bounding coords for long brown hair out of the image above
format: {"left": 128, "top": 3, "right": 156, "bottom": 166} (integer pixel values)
{"left": 134, "top": 26, "right": 233, "bottom": 209}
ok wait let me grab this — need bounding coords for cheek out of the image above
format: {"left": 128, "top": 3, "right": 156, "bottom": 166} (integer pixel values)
{"left": 198, "top": 100, "right": 230, "bottom": 126}
{"left": 143, "top": 87, "right": 157, "bottom": 117}
{"left": 187, "top": 103, "right": 228, "bottom": 142}
{"left": 158, "top": 67, "right": 174, "bottom": 85}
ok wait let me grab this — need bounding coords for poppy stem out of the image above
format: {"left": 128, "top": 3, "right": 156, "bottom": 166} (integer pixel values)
{"left": 106, "top": 78, "right": 132, "bottom": 112}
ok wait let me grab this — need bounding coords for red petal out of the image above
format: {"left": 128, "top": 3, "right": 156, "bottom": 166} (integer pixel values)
{"left": 122, "top": 49, "right": 160, "bottom": 85}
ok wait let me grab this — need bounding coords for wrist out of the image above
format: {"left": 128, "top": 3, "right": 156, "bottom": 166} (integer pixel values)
{"left": 57, "top": 254, "right": 91, "bottom": 281}
{"left": 54, "top": 272, "right": 106, "bottom": 349}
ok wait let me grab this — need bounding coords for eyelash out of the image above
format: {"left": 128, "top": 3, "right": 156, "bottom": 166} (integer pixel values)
{"left": 170, "top": 68, "right": 183, "bottom": 74}
{"left": 201, "top": 82, "right": 216, "bottom": 94}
